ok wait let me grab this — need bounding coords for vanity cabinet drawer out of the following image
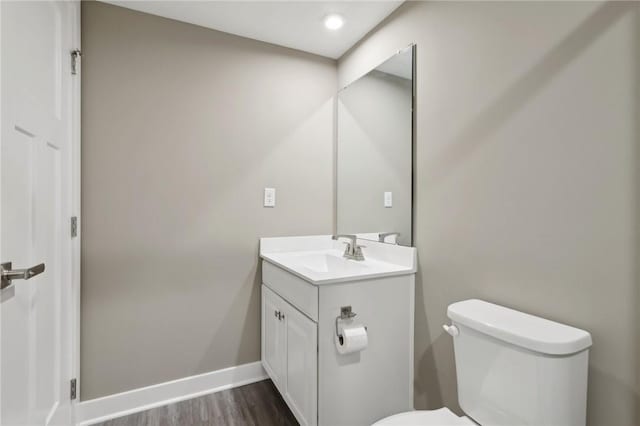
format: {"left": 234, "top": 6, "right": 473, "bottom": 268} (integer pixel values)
{"left": 262, "top": 261, "right": 318, "bottom": 322}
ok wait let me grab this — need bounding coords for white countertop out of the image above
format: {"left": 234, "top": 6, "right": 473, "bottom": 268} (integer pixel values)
{"left": 260, "top": 235, "right": 417, "bottom": 285}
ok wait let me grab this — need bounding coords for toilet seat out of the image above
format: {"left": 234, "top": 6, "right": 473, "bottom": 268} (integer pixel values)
{"left": 373, "top": 407, "right": 476, "bottom": 426}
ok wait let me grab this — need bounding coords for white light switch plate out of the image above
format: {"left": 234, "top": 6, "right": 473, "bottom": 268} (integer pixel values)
{"left": 264, "top": 188, "right": 276, "bottom": 207}
{"left": 384, "top": 191, "right": 393, "bottom": 208}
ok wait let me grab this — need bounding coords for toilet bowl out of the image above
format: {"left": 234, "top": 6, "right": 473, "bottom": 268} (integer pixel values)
{"left": 373, "top": 407, "right": 475, "bottom": 426}
{"left": 373, "top": 299, "right": 592, "bottom": 426}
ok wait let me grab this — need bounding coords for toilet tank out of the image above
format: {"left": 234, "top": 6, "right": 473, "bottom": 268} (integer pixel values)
{"left": 447, "top": 300, "right": 592, "bottom": 426}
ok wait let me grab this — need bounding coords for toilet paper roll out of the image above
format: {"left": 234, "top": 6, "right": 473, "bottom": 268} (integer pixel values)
{"left": 335, "top": 325, "right": 368, "bottom": 354}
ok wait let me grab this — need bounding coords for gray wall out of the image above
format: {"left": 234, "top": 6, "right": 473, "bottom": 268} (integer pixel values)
{"left": 338, "top": 2, "right": 640, "bottom": 425}
{"left": 81, "top": 1, "right": 336, "bottom": 400}
{"left": 337, "top": 71, "right": 412, "bottom": 245}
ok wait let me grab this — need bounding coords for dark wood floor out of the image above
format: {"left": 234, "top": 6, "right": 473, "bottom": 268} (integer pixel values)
{"left": 94, "top": 379, "right": 298, "bottom": 426}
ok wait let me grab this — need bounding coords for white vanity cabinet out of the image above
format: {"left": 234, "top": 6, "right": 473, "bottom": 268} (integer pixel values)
{"left": 261, "top": 285, "right": 318, "bottom": 426}
{"left": 260, "top": 235, "right": 416, "bottom": 426}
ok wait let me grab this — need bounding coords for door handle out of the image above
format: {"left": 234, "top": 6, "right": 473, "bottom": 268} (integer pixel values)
{"left": 1, "top": 262, "right": 45, "bottom": 290}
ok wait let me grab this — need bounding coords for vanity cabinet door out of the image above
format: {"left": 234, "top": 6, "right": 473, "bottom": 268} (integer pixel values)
{"left": 284, "top": 303, "right": 318, "bottom": 426}
{"left": 262, "top": 285, "right": 286, "bottom": 392}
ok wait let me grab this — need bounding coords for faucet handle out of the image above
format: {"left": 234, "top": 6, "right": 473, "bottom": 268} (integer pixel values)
{"left": 342, "top": 241, "right": 365, "bottom": 248}
{"left": 335, "top": 234, "right": 365, "bottom": 261}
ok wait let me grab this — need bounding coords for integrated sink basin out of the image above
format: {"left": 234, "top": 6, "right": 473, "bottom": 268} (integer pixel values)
{"left": 278, "top": 251, "right": 370, "bottom": 273}
{"left": 260, "top": 235, "right": 416, "bottom": 285}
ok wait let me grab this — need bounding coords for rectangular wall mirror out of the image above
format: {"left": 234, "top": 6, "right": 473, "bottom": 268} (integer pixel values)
{"left": 336, "top": 45, "right": 415, "bottom": 246}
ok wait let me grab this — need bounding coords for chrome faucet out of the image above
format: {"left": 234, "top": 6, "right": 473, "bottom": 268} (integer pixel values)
{"left": 332, "top": 234, "right": 365, "bottom": 261}
{"left": 378, "top": 232, "right": 400, "bottom": 243}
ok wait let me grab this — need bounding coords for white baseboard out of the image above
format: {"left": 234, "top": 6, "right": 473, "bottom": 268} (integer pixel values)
{"left": 75, "top": 361, "right": 267, "bottom": 425}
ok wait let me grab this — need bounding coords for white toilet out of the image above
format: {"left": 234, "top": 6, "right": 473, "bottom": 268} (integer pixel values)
{"left": 375, "top": 299, "right": 593, "bottom": 426}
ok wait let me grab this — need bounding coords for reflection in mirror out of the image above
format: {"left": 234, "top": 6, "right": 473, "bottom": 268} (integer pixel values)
{"left": 337, "top": 46, "right": 414, "bottom": 246}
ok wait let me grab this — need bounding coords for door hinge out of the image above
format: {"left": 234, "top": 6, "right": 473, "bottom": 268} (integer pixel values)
{"left": 71, "top": 49, "right": 82, "bottom": 75}
{"left": 70, "top": 378, "right": 77, "bottom": 400}
{"left": 70, "top": 216, "right": 78, "bottom": 238}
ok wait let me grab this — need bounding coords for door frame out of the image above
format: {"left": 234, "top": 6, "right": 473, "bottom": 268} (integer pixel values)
{"left": 0, "top": 1, "right": 3, "bottom": 421}
{"left": 70, "top": 0, "right": 82, "bottom": 416}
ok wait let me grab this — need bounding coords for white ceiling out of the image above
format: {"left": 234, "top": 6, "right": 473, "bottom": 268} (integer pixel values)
{"left": 101, "top": 1, "right": 403, "bottom": 59}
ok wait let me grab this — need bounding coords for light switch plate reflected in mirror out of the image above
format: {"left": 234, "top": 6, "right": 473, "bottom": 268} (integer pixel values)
{"left": 384, "top": 191, "right": 393, "bottom": 208}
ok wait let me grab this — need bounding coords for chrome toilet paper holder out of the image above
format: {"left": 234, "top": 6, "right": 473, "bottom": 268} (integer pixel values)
{"left": 335, "top": 306, "right": 361, "bottom": 345}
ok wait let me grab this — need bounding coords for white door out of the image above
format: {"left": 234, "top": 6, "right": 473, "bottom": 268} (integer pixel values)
{"left": 284, "top": 304, "right": 317, "bottom": 426}
{"left": 1, "top": 1, "right": 79, "bottom": 425}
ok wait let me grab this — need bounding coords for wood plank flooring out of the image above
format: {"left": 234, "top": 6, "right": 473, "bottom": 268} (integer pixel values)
{"left": 94, "top": 379, "right": 298, "bottom": 426}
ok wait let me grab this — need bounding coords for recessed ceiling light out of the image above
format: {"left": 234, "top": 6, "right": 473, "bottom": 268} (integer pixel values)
{"left": 324, "top": 14, "right": 344, "bottom": 31}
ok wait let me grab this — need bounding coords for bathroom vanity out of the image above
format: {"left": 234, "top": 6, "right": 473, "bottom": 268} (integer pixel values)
{"left": 260, "top": 235, "right": 416, "bottom": 426}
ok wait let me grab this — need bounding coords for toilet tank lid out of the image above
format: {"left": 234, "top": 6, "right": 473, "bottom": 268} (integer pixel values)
{"left": 447, "top": 299, "right": 592, "bottom": 355}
